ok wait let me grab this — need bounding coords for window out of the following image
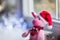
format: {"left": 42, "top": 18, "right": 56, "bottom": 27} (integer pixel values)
{"left": 58, "top": 0, "right": 60, "bottom": 19}
{"left": 22, "top": 0, "right": 60, "bottom": 22}
{"left": 34, "top": 0, "right": 60, "bottom": 20}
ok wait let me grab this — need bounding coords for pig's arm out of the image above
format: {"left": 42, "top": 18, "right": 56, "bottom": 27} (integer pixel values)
{"left": 22, "top": 30, "right": 30, "bottom": 37}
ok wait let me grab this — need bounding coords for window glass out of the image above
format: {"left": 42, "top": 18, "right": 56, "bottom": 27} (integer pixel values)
{"left": 34, "top": 0, "right": 56, "bottom": 18}
{"left": 58, "top": 0, "right": 60, "bottom": 19}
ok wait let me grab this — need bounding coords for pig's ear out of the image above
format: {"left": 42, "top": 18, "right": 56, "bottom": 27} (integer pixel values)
{"left": 32, "top": 12, "right": 37, "bottom": 18}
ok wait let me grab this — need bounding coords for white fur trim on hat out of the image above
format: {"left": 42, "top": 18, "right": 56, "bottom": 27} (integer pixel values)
{"left": 47, "top": 25, "right": 52, "bottom": 30}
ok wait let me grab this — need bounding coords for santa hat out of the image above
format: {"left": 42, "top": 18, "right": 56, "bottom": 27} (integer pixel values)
{"left": 39, "top": 10, "right": 52, "bottom": 29}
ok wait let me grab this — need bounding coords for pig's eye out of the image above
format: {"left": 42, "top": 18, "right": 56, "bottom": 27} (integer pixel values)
{"left": 37, "top": 16, "right": 40, "bottom": 20}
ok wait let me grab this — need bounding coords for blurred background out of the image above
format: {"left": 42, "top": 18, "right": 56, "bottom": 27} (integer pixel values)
{"left": 0, "top": 0, "right": 60, "bottom": 40}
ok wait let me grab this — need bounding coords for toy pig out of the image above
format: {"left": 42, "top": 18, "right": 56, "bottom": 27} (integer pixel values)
{"left": 22, "top": 12, "right": 45, "bottom": 40}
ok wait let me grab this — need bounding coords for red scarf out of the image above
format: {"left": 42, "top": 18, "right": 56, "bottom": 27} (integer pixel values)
{"left": 30, "top": 26, "right": 44, "bottom": 36}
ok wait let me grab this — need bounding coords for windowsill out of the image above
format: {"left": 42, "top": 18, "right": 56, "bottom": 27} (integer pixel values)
{"left": 52, "top": 19, "right": 60, "bottom": 23}
{"left": 44, "top": 30, "right": 52, "bottom": 35}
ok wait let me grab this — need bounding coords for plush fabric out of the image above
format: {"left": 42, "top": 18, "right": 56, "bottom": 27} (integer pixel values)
{"left": 40, "top": 10, "right": 52, "bottom": 28}
{"left": 22, "top": 12, "right": 45, "bottom": 40}
{"left": 22, "top": 29, "right": 45, "bottom": 40}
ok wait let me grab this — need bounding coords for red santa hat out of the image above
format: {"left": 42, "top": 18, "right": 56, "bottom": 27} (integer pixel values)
{"left": 39, "top": 10, "right": 52, "bottom": 29}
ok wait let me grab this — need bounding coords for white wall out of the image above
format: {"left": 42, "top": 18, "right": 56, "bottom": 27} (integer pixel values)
{"left": 22, "top": 0, "right": 34, "bottom": 17}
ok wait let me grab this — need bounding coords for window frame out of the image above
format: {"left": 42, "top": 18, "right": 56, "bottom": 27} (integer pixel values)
{"left": 23, "top": 0, "right": 60, "bottom": 23}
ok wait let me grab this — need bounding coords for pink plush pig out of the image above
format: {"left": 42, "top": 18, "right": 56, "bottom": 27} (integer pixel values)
{"left": 22, "top": 12, "right": 45, "bottom": 40}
